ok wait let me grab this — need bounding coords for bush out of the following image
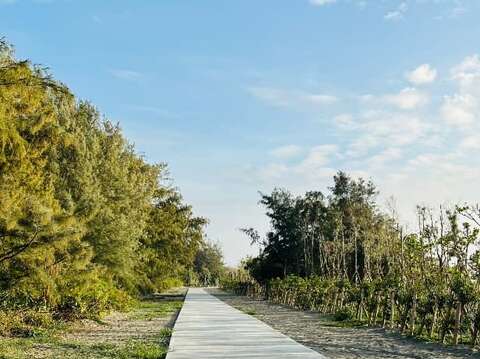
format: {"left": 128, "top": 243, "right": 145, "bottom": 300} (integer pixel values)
{"left": 56, "top": 275, "right": 135, "bottom": 320}
{"left": 0, "top": 309, "right": 54, "bottom": 337}
{"left": 155, "top": 278, "right": 183, "bottom": 292}
{"left": 334, "top": 308, "right": 353, "bottom": 322}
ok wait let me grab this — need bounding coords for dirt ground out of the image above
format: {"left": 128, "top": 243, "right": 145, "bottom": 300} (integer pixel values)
{"left": 210, "top": 289, "right": 480, "bottom": 359}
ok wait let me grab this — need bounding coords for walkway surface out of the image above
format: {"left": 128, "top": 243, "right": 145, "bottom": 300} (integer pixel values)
{"left": 166, "top": 288, "right": 328, "bottom": 359}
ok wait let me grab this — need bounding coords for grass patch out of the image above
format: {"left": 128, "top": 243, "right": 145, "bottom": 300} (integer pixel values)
{"left": 128, "top": 300, "right": 183, "bottom": 321}
{"left": 157, "top": 328, "right": 173, "bottom": 345}
{"left": 239, "top": 307, "right": 257, "bottom": 316}
{"left": 51, "top": 340, "right": 166, "bottom": 359}
{"left": 0, "top": 336, "right": 169, "bottom": 359}
{"left": 0, "top": 337, "right": 34, "bottom": 359}
{"left": 116, "top": 341, "right": 168, "bottom": 359}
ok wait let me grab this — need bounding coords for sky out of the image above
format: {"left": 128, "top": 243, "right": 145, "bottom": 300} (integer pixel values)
{"left": 2, "top": 0, "right": 480, "bottom": 265}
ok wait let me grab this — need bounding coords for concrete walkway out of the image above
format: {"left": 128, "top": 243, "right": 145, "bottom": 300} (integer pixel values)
{"left": 166, "top": 288, "right": 327, "bottom": 358}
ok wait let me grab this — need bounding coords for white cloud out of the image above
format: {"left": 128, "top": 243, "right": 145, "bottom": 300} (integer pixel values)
{"left": 451, "top": 54, "right": 480, "bottom": 90}
{"left": 384, "top": 2, "right": 408, "bottom": 21}
{"left": 356, "top": 1, "right": 367, "bottom": 9}
{"left": 297, "top": 145, "right": 338, "bottom": 172}
{"left": 450, "top": 6, "right": 467, "bottom": 18}
{"left": 333, "top": 113, "right": 355, "bottom": 129}
{"left": 338, "top": 111, "right": 431, "bottom": 159}
{"left": 305, "top": 94, "right": 339, "bottom": 104}
{"left": 258, "top": 163, "right": 289, "bottom": 182}
{"left": 406, "top": 64, "right": 437, "bottom": 85}
{"left": 441, "top": 94, "right": 477, "bottom": 128}
{"left": 460, "top": 136, "right": 480, "bottom": 150}
{"left": 358, "top": 88, "right": 428, "bottom": 110}
{"left": 358, "top": 94, "right": 375, "bottom": 103}
{"left": 270, "top": 145, "right": 303, "bottom": 159}
{"left": 367, "top": 147, "right": 403, "bottom": 168}
{"left": 384, "top": 88, "right": 429, "bottom": 110}
{"left": 309, "top": 0, "right": 336, "bottom": 6}
{"left": 109, "top": 69, "right": 142, "bottom": 81}
{"left": 258, "top": 145, "right": 338, "bottom": 184}
{"left": 248, "top": 86, "right": 338, "bottom": 109}
{"left": 365, "top": 116, "right": 427, "bottom": 146}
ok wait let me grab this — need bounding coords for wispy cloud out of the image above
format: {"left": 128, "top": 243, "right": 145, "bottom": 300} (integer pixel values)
{"left": 109, "top": 69, "right": 143, "bottom": 81}
{"left": 440, "top": 54, "right": 480, "bottom": 129}
{"left": 384, "top": 2, "right": 408, "bottom": 21}
{"left": 270, "top": 145, "right": 303, "bottom": 160}
{"left": 360, "top": 88, "right": 429, "bottom": 110}
{"left": 333, "top": 113, "right": 355, "bottom": 129}
{"left": 451, "top": 54, "right": 480, "bottom": 90}
{"left": 441, "top": 94, "right": 477, "bottom": 128}
{"left": 258, "top": 144, "right": 338, "bottom": 184}
{"left": 450, "top": 5, "right": 467, "bottom": 18}
{"left": 127, "top": 105, "right": 181, "bottom": 119}
{"left": 309, "top": 0, "right": 337, "bottom": 6}
{"left": 248, "top": 86, "right": 338, "bottom": 109}
{"left": 384, "top": 87, "right": 429, "bottom": 110}
{"left": 460, "top": 136, "right": 480, "bottom": 151}
{"left": 342, "top": 111, "right": 432, "bottom": 156}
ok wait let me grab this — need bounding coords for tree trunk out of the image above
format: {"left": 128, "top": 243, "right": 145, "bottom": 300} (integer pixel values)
{"left": 409, "top": 293, "right": 417, "bottom": 336}
{"left": 390, "top": 291, "right": 396, "bottom": 329}
{"left": 429, "top": 304, "right": 437, "bottom": 339}
{"left": 453, "top": 302, "right": 462, "bottom": 345}
{"left": 472, "top": 326, "right": 478, "bottom": 348}
{"left": 401, "top": 302, "right": 411, "bottom": 333}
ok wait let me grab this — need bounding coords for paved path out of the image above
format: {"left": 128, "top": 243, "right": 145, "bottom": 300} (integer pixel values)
{"left": 166, "top": 288, "right": 327, "bottom": 358}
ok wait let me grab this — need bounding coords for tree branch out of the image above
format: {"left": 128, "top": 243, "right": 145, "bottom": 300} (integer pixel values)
{"left": 0, "top": 230, "right": 39, "bottom": 263}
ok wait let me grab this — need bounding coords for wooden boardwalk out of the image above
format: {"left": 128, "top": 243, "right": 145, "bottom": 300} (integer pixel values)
{"left": 166, "top": 288, "right": 327, "bottom": 359}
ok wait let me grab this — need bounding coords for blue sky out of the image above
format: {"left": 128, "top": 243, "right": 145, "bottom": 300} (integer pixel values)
{"left": 2, "top": 0, "right": 480, "bottom": 265}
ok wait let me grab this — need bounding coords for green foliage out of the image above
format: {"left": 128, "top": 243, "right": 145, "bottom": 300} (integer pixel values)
{"left": 194, "top": 240, "right": 225, "bottom": 286}
{"left": 0, "top": 309, "right": 56, "bottom": 337}
{"left": 333, "top": 308, "right": 353, "bottom": 322}
{"left": 0, "top": 38, "right": 215, "bottom": 334}
{"left": 138, "top": 188, "right": 209, "bottom": 292}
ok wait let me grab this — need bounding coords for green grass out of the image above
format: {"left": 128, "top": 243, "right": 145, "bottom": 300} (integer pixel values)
{"left": 238, "top": 306, "right": 257, "bottom": 316}
{"left": 0, "top": 328, "right": 171, "bottom": 359}
{"left": 117, "top": 341, "right": 168, "bottom": 359}
{"left": 46, "top": 340, "right": 169, "bottom": 359}
{"left": 0, "top": 337, "right": 34, "bottom": 359}
{"left": 128, "top": 300, "right": 183, "bottom": 321}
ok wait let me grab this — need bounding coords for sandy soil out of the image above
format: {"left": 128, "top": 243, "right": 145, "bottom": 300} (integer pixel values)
{"left": 210, "top": 289, "right": 480, "bottom": 359}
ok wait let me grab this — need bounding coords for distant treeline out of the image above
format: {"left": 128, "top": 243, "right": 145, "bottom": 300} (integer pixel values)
{"left": 234, "top": 172, "right": 480, "bottom": 347}
{"left": 0, "top": 38, "right": 223, "bottom": 333}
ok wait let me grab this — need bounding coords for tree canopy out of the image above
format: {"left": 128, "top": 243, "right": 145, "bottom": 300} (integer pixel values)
{"left": 0, "top": 38, "right": 222, "bottom": 322}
